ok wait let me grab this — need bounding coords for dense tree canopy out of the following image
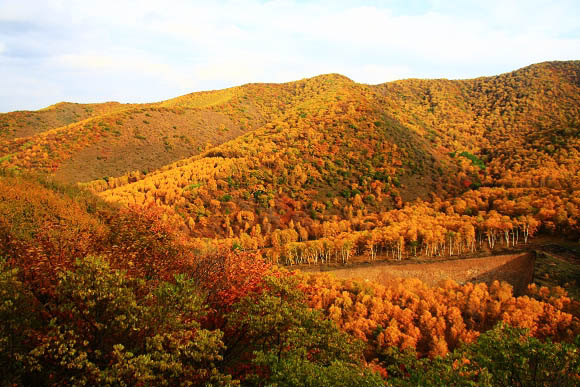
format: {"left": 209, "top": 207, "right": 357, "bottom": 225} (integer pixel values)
{"left": 2, "top": 61, "right": 580, "bottom": 384}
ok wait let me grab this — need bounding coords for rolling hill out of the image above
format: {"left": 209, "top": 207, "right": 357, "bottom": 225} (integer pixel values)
{"left": 1, "top": 61, "right": 580, "bottom": 250}
{"left": 2, "top": 61, "right": 580, "bottom": 386}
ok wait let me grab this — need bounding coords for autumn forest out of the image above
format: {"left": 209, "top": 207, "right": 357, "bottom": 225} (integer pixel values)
{"left": 1, "top": 60, "right": 580, "bottom": 385}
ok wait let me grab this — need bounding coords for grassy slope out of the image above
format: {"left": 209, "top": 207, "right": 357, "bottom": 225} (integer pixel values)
{"left": 0, "top": 84, "right": 303, "bottom": 182}
{"left": 0, "top": 101, "right": 134, "bottom": 140}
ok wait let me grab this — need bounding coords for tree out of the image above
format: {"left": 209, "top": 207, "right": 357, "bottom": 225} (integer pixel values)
{"left": 0, "top": 259, "right": 42, "bottom": 385}
{"left": 223, "top": 275, "right": 383, "bottom": 385}
{"left": 5, "top": 256, "right": 232, "bottom": 386}
{"left": 383, "top": 323, "right": 580, "bottom": 386}
{"left": 460, "top": 323, "right": 580, "bottom": 386}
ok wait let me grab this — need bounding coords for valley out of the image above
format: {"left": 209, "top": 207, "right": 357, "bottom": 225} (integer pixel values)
{"left": 1, "top": 60, "right": 580, "bottom": 385}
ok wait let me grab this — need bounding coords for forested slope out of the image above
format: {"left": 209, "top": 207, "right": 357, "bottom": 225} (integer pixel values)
{"left": 0, "top": 81, "right": 315, "bottom": 182}
{"left": 48, "top": 61, "right": 580, "bottom": 264}
{"left": 0, "top": 171, "right": 579, "bottom": 385}
{"left": 2, "top": 61, "right": 580, "bottom": 385}
{"left": 375, "top": 61, "right": 580, "bottom": 188}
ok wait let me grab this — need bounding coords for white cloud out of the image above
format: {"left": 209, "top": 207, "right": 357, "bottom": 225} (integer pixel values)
{"left": 53, "top": 53, "right": 118, "bottom": 70}
{"left": 51, "top": 52, "right": 198, "bottom": 91}
{"left": 0, "top": 0, "right": 579, "bottom": 111}
{"left": 347, "top": 65, "right": 413, "bottom": 84}
{"left": 195, "top": 58, "right": 264, "bottom": 83}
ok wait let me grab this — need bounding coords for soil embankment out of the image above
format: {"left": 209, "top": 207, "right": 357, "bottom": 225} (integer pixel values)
{"left": 302, "top": 252, "right": 535, "bottom": 295}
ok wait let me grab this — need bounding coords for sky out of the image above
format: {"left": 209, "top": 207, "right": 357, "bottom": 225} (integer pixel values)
{"left": 0, "top": 0, "right": 579, "bottom": 112}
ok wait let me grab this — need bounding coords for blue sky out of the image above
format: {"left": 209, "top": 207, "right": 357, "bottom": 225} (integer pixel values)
{"left": 0, "top": 0, "right": 579, "bottom": 112}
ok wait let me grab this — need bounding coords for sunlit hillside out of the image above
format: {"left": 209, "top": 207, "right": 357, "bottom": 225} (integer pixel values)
{"left": 2, "top": 61, "right": 580, "bottom": 385}
{"left": 0, "top": 101, "right": 135, "bottom": 140}
{"left": 39, "top": 61, "right": 577, "bottom": 259}
{"left": 2, "top": 62, "right": 580, "bottom": 256}
{"left": 1, "top": 170, "right": 579, "bottom": 385}
{"left": 0, "top": 81, "right": 312, "bottom": 182}
{"left": 374, "top": 61, "right": 580, "bottom": 189}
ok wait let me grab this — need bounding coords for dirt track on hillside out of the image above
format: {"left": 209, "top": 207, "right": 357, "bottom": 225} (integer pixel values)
{"left": 301, "top": 253, "right": 535, "bottom": 295}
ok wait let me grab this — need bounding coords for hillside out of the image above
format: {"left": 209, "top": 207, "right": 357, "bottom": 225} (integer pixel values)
{"left": 56, "top": 62, "right": 577, "bottom": 252}
{"left": 1, "top": 61, "right": 580, "bottom": 385}
{"left": 0, "top": 171, "right": 578, "bottom": 385}
{"left": 1, "top": 61, "right": 580, "bottom": 250}
{"left": 3, "top": 62, "right": 578, "bottom": 187}
{"left": 0, "top": 101, "right": 134, "bottom": 140}
{"left": 0, "top": 82, "right": 309, "bottom": 182}
{"left": 374, "top": 61, "right": 580, "bottom": 189}
{"left": 1, "top": 61, "right": 579, "bottom": 255}
{"left": 95, "top": 74, "right": 453, "bottom": 238}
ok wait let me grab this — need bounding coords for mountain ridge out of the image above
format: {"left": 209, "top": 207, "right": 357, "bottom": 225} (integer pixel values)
{"left": 1, "top": 60, "right": 580, "bottom": 244}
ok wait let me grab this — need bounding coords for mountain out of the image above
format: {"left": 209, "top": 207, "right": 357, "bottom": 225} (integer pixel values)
{"left": 0, "top": 88, "right": 270, "bottom": 182}
{"left": 373, "top": 61, "right": 580, "bottom": 188}
{"left": 1, "top": 61, "right": 580, "bottom": 244}
{"left": 1, "top": 61, "right": 580, "bottom": 385}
